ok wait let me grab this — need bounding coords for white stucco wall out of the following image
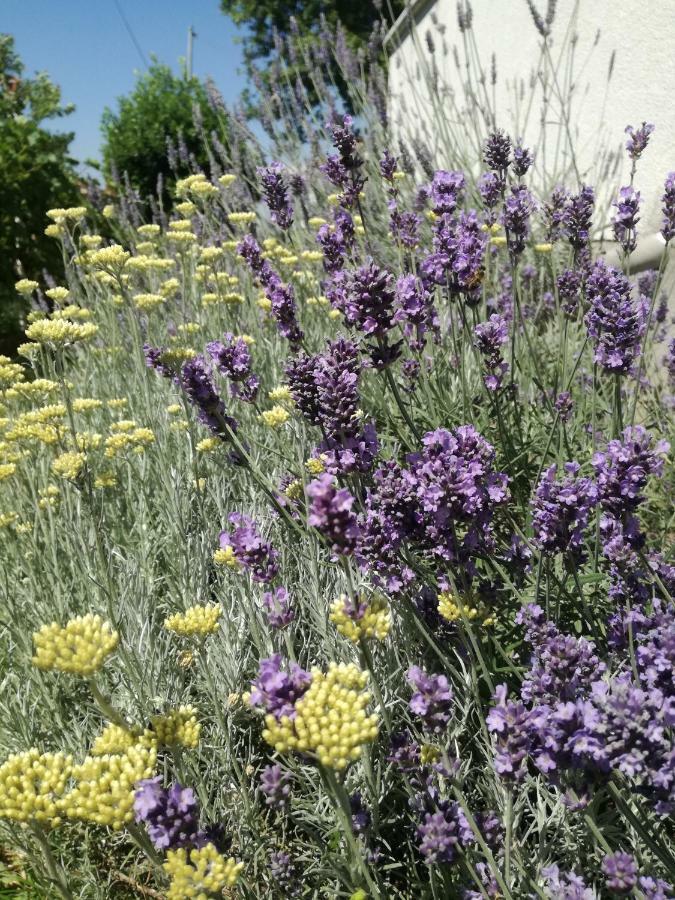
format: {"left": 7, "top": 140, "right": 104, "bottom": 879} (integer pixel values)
{"left": 386, "top": 0, "right": 675, "bottom": 253}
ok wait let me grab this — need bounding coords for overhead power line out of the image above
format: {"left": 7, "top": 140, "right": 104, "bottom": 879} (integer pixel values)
{"left": 112, "top": 0, "right": 149, "bottom": 69}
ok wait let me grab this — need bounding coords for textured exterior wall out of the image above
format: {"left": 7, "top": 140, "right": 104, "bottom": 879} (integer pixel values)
{"left": 386, "top": 0, "right": 675, "bottom": 242}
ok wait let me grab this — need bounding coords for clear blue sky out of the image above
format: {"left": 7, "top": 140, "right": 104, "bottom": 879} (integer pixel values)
{"left": 4, "top": 0, "right": 249, "bottom": 166}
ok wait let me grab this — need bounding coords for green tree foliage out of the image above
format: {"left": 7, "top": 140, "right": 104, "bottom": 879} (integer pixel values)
{"left": 0, "top": 34, "right": 78, "bottom": 356}
{"left": 101, "top": 61, "right": 227, "bottom": 208}
{"left": 220, "top": 0, "right": 404, "bottom": 111}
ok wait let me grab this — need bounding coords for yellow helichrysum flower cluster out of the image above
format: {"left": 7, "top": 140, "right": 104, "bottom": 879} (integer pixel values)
{"left": 150, "top": 707, "right": 200, "bottom": 748}
{"left": 175, "top": 201, "right": 196, "bottom": 217}
{"left": 0, "top": 357, "right": 25, "bottom": 387}
{"left": 126, "top": 256, "right": 175, "bottom": 273}
{"left": 227, "top": 211, "right": 256, "bottom": 225}
{"left": 137, "top": 223, "right": 161, "bottom": 237}
{"left": 38, "top": 485, "right": 60, "bottom": 509}
{"left": 196, "top": 436, "right": 220, "bottom": 453}
{"left": 104, "top": 426, "right": 155, "bottom": 458}
{"left": 32, "top": 614, "right": 119, "bottom": 676}
{"left": 213, "top": 545, "right": 240, "bottom": 568}
{"left": 80, "top": 234, "right": 103, "bottom": 249}
{"left": 91, "top": 722, "right": 144, "bottom": 756}
{"left": 24, "top": 319, "right": 98, "bottom": 346}
{"left": 164, "top": 605, "right": 221, "bottom": 638}
{"left": 88, "top": 245, "right": 130, "bottom": 270}
{"left": 267, "top": 386, "right": 294, "bottom": 406}
{"left": 166, "top": 231, "right": 197, "bottom": 246}
{"left": 45, "top": 286, "right": 70, "bottom": 303}
{"left": 164, "top": 843, "right": 243, "bottom": 899}
{"left": 261, "top": 663, "right": 378, "bottom": 770}
{"left": 218, "top": 173, "right": 236, "bottom": 187}
{"left": 71, "top": 397, "right": 103, "bottom": 413}
{"left": 0, "top": 463, "right": 16, "bottom": 481}
{"left": 169, "top": 219, "right": 194, "bottom": 233}
{"left": 62, "top": 739, "right": 156, "bottom": 830}
{"left": 15, "top": 279, "right": 39, "bottom": 295}
{"left": 46, "top": 207, "right": 87, "bottom": 223}
{"left": 437, "top": 591, "right": 493, "bottom": 626}
{"left": 51, "top": 450, "right": 86, "bottom": 481}
{"left": 3, "top": 378, "right": 58, "bottom": 400}
{"left": 259, "top": 405, "right": 290, "bottom": 428}
{"left": 305, "top": 455, "right": 326, "bottom": 476}
{"left": 329, "top": 595, "right": 391, "bottom": 643}
{"left": 133, "top": 292, "right": 164, "bottom": 312}
{"left": 0, "top": 749, "right": 73, "bottom": 825}
{"left": 534, "top": 242, "right": 553, "bottom": 253}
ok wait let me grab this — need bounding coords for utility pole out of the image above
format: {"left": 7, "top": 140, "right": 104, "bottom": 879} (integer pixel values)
{"left": 187, "top": 25, "right": 196, "bottom": 77}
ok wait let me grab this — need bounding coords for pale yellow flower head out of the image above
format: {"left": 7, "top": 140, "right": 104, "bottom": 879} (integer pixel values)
{"left": 32, "top": 614, "right": 119, "bottom": 676}
{"left": 163, "top": 844, "right": 243, "bottom": 899}
{"left": 164, "top": 604, "right": 222, "bottom": 638}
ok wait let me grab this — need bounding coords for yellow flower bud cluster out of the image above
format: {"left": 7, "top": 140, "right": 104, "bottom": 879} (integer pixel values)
{"left": 46, "top": 207, "right": 86, "bottom": 223}
{"left": 51, "top": 305, "right": 91, "bottom": 322}
{"left": 196, "top": 436, "right": 220, "bottom": 453}
{"left": 437, "top": 591, "right": 493, "bottom": 626}
{"left": 24, "top": 319, "right": 98, "bottom": 346}
{"left": 175, "top": 201, "right": 196, "bottom": 217}
{"left": 0, "top": 749, "right": 73, "bottom": 825}
{"left": 329, "top": 595, "right": 391, "bottom": 643}
{"left": 261, "top": 663, "right": 378, "bottom": 770}
{"left": 61, "top": 738, "right": 156, "bottom": 830}
{"left": 0, "top": 358, "right": 25, "bottom": 387}
{"left": 104, "top": 426, "right": 155, "bottom": 458}
{"left": 4, "top": 378, "right": 58, "bottom": 401}
{"left": 163, "top": 843, "right": 243, "bottom": 898}
{"left": 126, "top": 256, "right": 175, "bottom": 273}
{"left": 0, "top": 463, "right": 16, "bottom": 481}
{"left": 150, "top": 707, "right": 200, "bottom": 748}
{"left": 90, "top": 722, "right": 147, "bottom": 756}
{"left": 166, "top": 231, "right": 197, "bottom": 246}
{"left": 45, "top": 286, "right": 70, "bottom": 303}
{"left": 71, "top": 397, "right": 103, "bottom": 413}
{"left": 51, "top": 450, "right": 86, "bottom": 481}
{"left": 169, "top": 220, "right": 194, "bottom": 233}
{"left": 32, "top": 614, "right": 119, "bottom": 676}
{"left": 137, "top": 223, "right": 161, "bottom": 237}
{"left": 133, "top": 292, "right": 164, "bottom": 312}
{"left": 305, "top": 455, "right": 326, "bottom": 476}
{"left": 218, "top": 173, "right": 236, "bottom": 187}
{"left": 88, "top": 245, "right": 130, "bottom": 269}
{"left": 14, "top": 279, "right": 39, "bottom": 295}
{"left": 94, "top": 471, "right": 117, "bottom": 489}
{"left": 38, "top": 485, "right": 60, "bottom": 509}
{"left": 267, "top": 386, "right": 294, "bottom": 406}
{"left": 213, "top": 545, "right": 240, "bottom": 569}
{"left": 161, "top": 278, "right": 181, "bottom": 297}
{"left": 259, "top": 405, "right": 290, "bottom": 429}
{"left": 420, "top": 744, "right": 440, "bottom": 764}
{"left": 227, "top": 211, "right": 256, "bottom": 225}
{"left": 164, "top": 605, "right": 221, "bottom": 637}
{"left": 284, "top": 479, "right": 303, "bottom": 501}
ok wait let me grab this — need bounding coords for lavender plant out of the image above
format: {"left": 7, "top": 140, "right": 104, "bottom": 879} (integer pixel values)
{"left": 0, "top": 15, "right": 673, "bottom": 900}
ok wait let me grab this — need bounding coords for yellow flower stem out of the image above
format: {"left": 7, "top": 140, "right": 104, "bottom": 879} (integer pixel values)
{"left": 29, "top": 823, "right": 73, "bottom": 900}
{"left": 318, "top": 763, "right": 381, "bottom": 898}
{"left": 87, "top": 678, "right": 128, "bottom": 729}
{"left": 358, "top": 639, "right": 392, "bottom": 736}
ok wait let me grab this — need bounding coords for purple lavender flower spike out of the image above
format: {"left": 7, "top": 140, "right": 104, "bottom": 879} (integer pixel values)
{"left": 502, "top": 184, "right": 536, "bottom": 255}
{"left": 601, "top": 852, "right": 638, "bottom": 894}
{"left": 307, "top": 474, "right": 360, "bottom": 555}
{"left": 248, "top": 654, "right": 311, "bottom": 719}
{"left": 474, "top": 314, "right": 509, "bottom": 391}
{"left": 258, "top": 161, "right": 294, "bottom": 229}
{"left": 557, "top": 268, "right": 582, "bottom": 316}
{"left": 625, "top": 122, "right": 654, "bottom": 159}
{"left": 544, "top": 185, "right": 569, "bottom": 242}
{"left": 379, "top": 149, "right": 397, "bottom": 182}
{"left": 417, "top": 803, "right": 473, "bottom": 865}
{"left": 394, "top": 274, "right": 438, "bottom": 350}
{"left": 585, "top": 259, "right": 644, "bottom": 374}
{"left": 259, "top": 763, "right": 292, "bottom": 811}
{"left": 429, "top": 170, "right": 465, "bottom": 215}
{"left": 207, "top": 333, "right": 259, "bottom": 402}
{"left": 612, "top": 186, "right": 641, "bottom": 254}
{"left": 540, "top": 865, "right": 597, "bottom": 900}
{"left": 564, "top": 185, "right": 595, "bottom": 252}
{"left": 512, "top": 140, "right": 534, "bottom": 177}
{"left": 483, "top": 130, "right": 511, "bottom": 173}
{"left": 661, "top": 172, "right": 675, "bottom": 243}
{"left": 478, "top": 171, "right": 503, "bottom": 223}
{"left": 134, "top": 777, "right": 208, "bottom": 850}
{"left": 262, "top": 586, "right": 295, "bottom": 629}
{"left": 486, "top": 685, "right": 532, "bottom": 781}
{"left": 219, "top": 513, "right": 279, "bottom": 583}
{"left": 531, "top": 463, "right": 598, "bottom": 557}
{"left": 179, "top": 355, "right": 236, "bottom": 435}
{"left": 407, "top": 666, "right": 454, "bottom": 733}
